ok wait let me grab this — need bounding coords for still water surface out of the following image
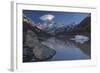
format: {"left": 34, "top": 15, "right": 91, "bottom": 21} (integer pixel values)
{"left": 41, "top": 36, "right": 90, "bottom": 60}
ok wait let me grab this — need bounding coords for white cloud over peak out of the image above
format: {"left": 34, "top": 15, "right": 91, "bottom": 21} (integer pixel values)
{"left": 40, "top": 14, "right": 55, "bottom": 21}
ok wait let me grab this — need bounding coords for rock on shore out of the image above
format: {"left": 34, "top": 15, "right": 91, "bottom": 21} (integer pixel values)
{"left": 24, "top": 30, "right": 56, "bottom": 61}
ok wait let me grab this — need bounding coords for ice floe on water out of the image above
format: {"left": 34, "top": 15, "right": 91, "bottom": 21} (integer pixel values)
{"left": 70, "top": 35, "right": 89, "bottom": 44}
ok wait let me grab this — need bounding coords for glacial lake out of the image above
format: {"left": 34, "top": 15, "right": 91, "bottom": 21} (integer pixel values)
{"left": 41, "top": 35, "right": 90, "bottom": 61}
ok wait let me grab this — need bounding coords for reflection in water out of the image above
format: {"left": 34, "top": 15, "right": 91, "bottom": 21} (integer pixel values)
{"left": 41, "top": 36, "right": 90, "bottom": 60}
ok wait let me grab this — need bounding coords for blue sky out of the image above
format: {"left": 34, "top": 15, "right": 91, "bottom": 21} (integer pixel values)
{"left": 23, "top": 10, "right": 90, "bottom": 25}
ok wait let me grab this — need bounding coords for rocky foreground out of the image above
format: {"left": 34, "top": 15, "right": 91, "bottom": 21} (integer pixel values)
{"left": 23, "top": 15, "right": 56, "bottom": 62}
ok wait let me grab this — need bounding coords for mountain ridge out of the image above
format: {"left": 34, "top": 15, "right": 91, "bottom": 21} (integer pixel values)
{"left": 23, "top": 15, "right": 91, "bottom": 36}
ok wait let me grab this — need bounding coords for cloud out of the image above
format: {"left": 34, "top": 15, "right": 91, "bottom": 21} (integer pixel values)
{"left": 40, "top": 14, "right": 55, "bottom": 21}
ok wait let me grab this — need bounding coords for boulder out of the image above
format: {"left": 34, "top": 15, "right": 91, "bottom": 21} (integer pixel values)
{"left": 24, "top": 30, "right": 56, "bottom": 61}
{"left": 33, "top": 45, "right": 56, "bottom": 61}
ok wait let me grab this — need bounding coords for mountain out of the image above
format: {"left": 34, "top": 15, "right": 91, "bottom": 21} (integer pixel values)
{"left": 55, "top": 22, "right": 77, "bottom": 34}
{"left": 40, "top": 22, "right": 77, "bottom": 35}
{"left": 72, "top": 16, "right": 91, "bottom": 33}
{"left": 23, "top": 15, "right": 52, "bottom": 41}
{"left": 23, "top": 15, "right": 91, "bottom": 36}
{"left": 55, "top": 15, "right": 91, "bottom": 35}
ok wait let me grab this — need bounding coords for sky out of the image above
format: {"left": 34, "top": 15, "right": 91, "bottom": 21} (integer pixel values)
{"left": 23, "top": 10, "right": 90, "bottom": 25}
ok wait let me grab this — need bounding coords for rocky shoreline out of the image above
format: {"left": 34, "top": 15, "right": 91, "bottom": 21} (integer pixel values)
{"left": 23, "top": 30, "right": 56, "bottom": 62}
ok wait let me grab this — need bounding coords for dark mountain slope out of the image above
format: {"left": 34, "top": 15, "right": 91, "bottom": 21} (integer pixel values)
{"left": 72, "top": 16, "right": 91, "bottom": 33}
{"left": 23, "top": 15, "right": 52, "bottom": 41}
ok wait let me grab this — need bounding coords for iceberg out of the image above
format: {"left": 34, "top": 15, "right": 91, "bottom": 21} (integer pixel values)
{"left": 70, "top": 35, "right": 89, "bottom": 44}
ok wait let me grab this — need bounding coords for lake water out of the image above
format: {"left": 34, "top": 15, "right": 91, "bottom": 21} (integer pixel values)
{"left": 41, "top": 36, "right": 90, "bottom": 61}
